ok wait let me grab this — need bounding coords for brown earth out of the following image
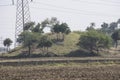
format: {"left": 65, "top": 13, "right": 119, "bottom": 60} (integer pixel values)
{"left": 0, "top": 64, "right": 120, "bottom": 80}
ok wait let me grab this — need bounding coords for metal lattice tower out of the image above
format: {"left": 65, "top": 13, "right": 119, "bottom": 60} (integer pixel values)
{"left": 15, "top": 0, "right": 31, "bottom": 47}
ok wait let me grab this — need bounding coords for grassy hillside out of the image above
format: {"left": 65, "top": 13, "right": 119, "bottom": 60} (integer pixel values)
{"left": 0, "top": 32, "right": 82, "bottom": 57}
{"left": 1, "top": 31, "right": 120, "bottom": 58}
{"left": 49, "top": 32, "right": 80, "bottom": 55}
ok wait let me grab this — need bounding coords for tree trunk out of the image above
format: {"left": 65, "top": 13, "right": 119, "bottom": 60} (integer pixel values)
{"left": 43, "top": 47, "right": 45, "bottom": 54}
{"left": 7, "top": 46, "right": 9, "bottom": 52}
{"left": 63, "top": 33, "right": 65, "bottom": 41}
{"left": 90, "top": 47, "right": 93, "bottom": 53}
{"left": 115, "top": 40, "right": 118, "bottom": 48}
{"left": 28, "top": 46, "right": 31, "bottom": 56}
{"left": 96, "top": 47, "right": 99, "bottom": 54}
{"left": 47, "top": 47, "right": 48, "bottom": 53}
{"left": 57, "top": 33, "right": 59, "bottom": 41}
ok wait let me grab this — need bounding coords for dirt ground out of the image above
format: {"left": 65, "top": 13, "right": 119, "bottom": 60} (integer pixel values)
{"left": 0, "top": 64, "right": 120, "bottom": 80}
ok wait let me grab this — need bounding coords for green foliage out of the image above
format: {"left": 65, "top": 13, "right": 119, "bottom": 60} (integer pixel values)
{"left": 32, "top": 23, "right": 44, "bottom": 33}
{"left": 3, "top": 38, "right": 13, "bottom": 52}
{"left": 41, "top": 18, "right": 49, "bottom": 28}
{"left": 18, "top": 31, "right": 38, "bottom": 46}
{"left": 18, "top": 31, "right": 38, "bottom": 55}
{"left": 99, "top": 19, "right": 120, "bottom": 34}
{"left": 86, "top": 22, "right": 96, "bottom": 31}
{"left": 78, "top": 30, "right": 112, "bottom": 53}
{"left": 23, "top": 22, "right": 35, "bottom": 31}
{"left": 37, "top": 36, "right": 52, "bottom": 54}
{"left": 53, "top": 23, "right": 71, "bottom": 41}
{"left": 111, "top": 29, "right": 120, "bottom": 48}
{"left": 100, "top": 22, "right": 109, "bottom": 33}
{"left": 117, "top": 19, "right": 120, "bottom": 24}
{"left": 53, "top": 24, "right": 60, "bottom": 33}
{"left": 109, "top": 22, "right": 118, "bottom": 33}
{"left": 40, "top": 17, "right": 59, "bottom": 32}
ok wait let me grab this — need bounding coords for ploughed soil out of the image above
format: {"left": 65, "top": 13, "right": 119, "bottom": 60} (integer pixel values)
{"left": 0, "top": 64, "right": 120, "bottom": 80}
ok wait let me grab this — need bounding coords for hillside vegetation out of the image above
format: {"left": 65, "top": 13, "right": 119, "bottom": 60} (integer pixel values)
{"left": 1, "top": 32, "right": 83, "bottom": 57}
{"left": 2, "top": 18, "right": 120, "bottom": 58}
{"left": 49, "top": 32, "right": 80, "bottom": 55}
{"left": 1, "top": 32, "right": 120, "bottom": 58}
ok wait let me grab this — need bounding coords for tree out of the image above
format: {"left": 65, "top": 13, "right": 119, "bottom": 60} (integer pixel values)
{"left": 52, "top": 23, "right": 71, "bottom": 41}
{"left": 17, "top": 31, "right": 38, "bottom": 56}
{"left": 101, "top": 22, "right": 109, "bottom": 34}
{"left": 77, "top": 30, "right": 112, "bottom": 53}
{"left": 3, "top": 38, "right": 13, "bottom": 52}
{"left": 109, "top": 22, "right": 118, "bottom": 33}
{"left": 40, "top": 17, "right": 59, "bottom": 33}
{"left": 117, "top": 19, "right": 120, "bottom": 24}
{"left": 32, "top": 23, "right": 44, "bottom": 33}
{"left": 53, "top": 23, "right": 60, "bottom": 40}
{"left": 90, "top": 22, "right": 95, "bottom": 27}
{"left": 49, "top": 17, "right": 59, "bottom": 26}
{"left": 41, "top": 18, "right": 49, "bottom": 29}
{"left": 111, "top": 30, "right": 120, "bottom": 48}
{"left": 59, "top": 23, "right": 71, "bottom": 40}
{"left": 37, "top": 36, "right": 52, "bottom": 54}
{"left": 86, "top": 22, "right": 95, "bottom": 31}
{"left": 45, "top": 40, "right": 52, "bottom": 52}
{"left": 23, "top": 22, "right": 35, "bottom": 31}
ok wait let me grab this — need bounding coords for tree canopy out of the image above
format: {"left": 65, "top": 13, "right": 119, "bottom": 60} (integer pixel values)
{"left": 111, "top": 29, "right": 120, "bottom": 48}
{"left": 3, "top": 38, "right": 13, "bottom": 52}
{"left": 17, "top": 31, "right": 38, "bottom": 55}
{"left": 37, "top": 36, "right": 52, "bottom": 53}
{"left": 77, "top": 30, "right": 112, "bottom": 53}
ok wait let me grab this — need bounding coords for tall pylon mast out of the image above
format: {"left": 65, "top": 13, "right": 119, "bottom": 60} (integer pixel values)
{"left": 15, "top": 0, "right": 31, "bottom": 47}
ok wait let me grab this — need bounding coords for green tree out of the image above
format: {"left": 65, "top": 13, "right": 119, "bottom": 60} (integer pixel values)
{"left": 101, "top": 22, "right": 109, "bottom": 34}
{"left": 37, "top": 36, "right": 52, "bottom": 54}
{"left": 40, "top": 17, "right": 59, "bottom": 33}
{"left": 117, "top": 19, "right": 120, "bottom": 24}
{"left": 32, "top": 23, "right": 44, "bottom": 33}
{"left": 18, "top": 31, "right": 38, "bottom": 56}
{"left": 77, "top": 30, "right": 112, "bottom": 53}
{"left": 23, "top": 22, "right": 35, "bottom": 31}
{"left": 53, "top": 23, "right": 61, "bottom": 40}
{"left": 109, "top": 22, "right": 118, "bottom": 33}
{"left": 3, "top": 38, "right": 13, "bottom": 52}
{"left": 60, "top": 23, "right": 71, "bottom": 40}
{"left": 53, "top": 23, "right": 71, "bottom": 41}
{"left": 111, "top": 30, "right": 120, "bottom": 48}
{"left": 86, "top": 22, "right": 95, "bottom": 31}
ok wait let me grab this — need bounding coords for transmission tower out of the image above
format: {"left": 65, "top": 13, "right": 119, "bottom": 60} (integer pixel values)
{"left": 15, "top": 0, "right": 32, "bottom": 47}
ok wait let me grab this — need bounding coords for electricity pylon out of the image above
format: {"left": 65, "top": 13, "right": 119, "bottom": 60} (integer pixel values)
{"left": 14, "top": 0, "right": 32, "bottom": 47}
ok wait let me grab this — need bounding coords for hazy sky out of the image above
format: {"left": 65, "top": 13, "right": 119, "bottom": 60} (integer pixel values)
{"left": 0, "top": 0, "right": 120, "bottom": 48}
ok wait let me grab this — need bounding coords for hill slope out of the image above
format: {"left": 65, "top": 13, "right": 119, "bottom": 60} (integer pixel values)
{"left": 1, "top": 32, "right": 81, "bottom": 57}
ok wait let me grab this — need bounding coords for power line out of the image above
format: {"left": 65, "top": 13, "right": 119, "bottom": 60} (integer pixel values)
{"left": 72, "top": 0, "right": 120, "bottom": 7}
{"left": 32, "top": 1, "right": 120, "bottom": 16}
{"left": 0, "top": 4, "right": 13, "bottom": 7}
{"left": 31, "top": 1, "right": 120, "bottom": 17}
{"left": 32, "top": 1, "right": 94, "bottom": 13}
{"left": 0, "top": 0, "right": 14, "bottom": 6}
{"left": 98, "top": 0, "right": 120, "bottom": 4}
{"left": 31, "top": 6, "right": 120, "bottom": 18}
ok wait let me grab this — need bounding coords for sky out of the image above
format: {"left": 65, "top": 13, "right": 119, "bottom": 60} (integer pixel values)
{"left": 0, "top": 0, "right": 120, "bottom": 48}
